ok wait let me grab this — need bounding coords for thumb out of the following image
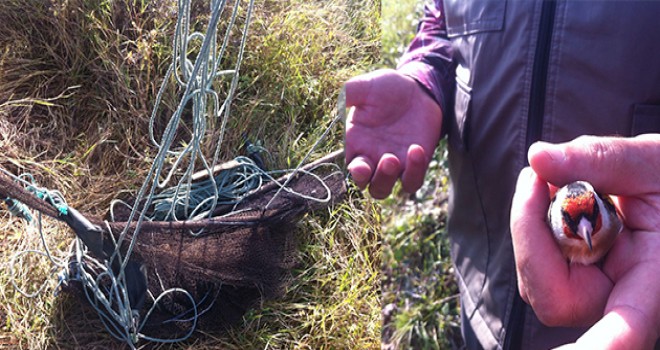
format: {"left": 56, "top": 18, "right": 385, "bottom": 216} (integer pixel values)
{"left": 528, "top": 134, "right": 660, "bottom": 195}
{"left": 344, "top": 79, "right": 368, "bottom": 107}
{"left": 510, "top": 167, "right": 565, "bottom": 304}
{"left": 345, "top": 70, "right": 384, "bottom": 107}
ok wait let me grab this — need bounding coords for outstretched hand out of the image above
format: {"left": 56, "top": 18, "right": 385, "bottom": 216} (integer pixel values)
{"left": 511, "top": 135, "right": 660, "bottom": 349}
{"left": 344, "top": 69, "right": 442, "bottom": 199}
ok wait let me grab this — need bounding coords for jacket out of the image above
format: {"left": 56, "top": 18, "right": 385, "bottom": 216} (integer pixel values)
{"left": 397, "top": 1, "right": 660, "bottom": 349}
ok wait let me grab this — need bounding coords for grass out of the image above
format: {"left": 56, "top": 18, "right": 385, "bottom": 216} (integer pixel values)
{"left": 0, "top": 0, "right": 381, "bottom": 348}
{"left": 380, "top": 1, "right": 463, "bottom": 349}
{"left": 379, "top": 144, "right": 462, "bottom": 350}
{"left": 380, "top": 0, "right": 425, "bottom": 68}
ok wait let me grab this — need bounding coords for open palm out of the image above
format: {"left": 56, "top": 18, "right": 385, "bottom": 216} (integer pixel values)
{"left": 345, "top": 69, "right": 443, "bottom": 198}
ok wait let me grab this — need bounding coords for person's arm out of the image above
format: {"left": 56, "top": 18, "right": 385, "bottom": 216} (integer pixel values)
{"left": 397, "top": 0, "right": 455, "bottom": 120}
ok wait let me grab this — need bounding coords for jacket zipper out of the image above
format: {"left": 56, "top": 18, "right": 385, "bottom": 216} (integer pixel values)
{"left": 525, "top": 0, "right": 557, "bottom": 149}
{"left": 505, "top": 1, "right": 557, "bottom": 349}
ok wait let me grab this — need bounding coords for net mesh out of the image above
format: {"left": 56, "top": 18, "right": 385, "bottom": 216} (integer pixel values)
{"left": 0, "top": 160, "right": 346, "bottom": 339}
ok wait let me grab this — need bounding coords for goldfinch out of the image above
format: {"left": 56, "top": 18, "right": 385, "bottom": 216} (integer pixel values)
{"left": 547, "top": 181, "right": 622, "bottom": 265}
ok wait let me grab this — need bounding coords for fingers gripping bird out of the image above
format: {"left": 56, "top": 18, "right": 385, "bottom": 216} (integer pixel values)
{"left": 548, "top": 181, "right": 623, "bottom": 265}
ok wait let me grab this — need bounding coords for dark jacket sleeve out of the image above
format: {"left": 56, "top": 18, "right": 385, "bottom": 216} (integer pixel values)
{"left": 397, "top": 0, "right": 456, "bottom": 119}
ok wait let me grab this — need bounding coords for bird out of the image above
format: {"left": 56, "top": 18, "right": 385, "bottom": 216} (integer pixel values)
{"left": 547, "top": 181, "right": 622, "bottom": 265}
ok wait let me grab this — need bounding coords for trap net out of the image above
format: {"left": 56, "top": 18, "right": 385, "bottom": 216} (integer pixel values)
{"left": 0, "top": 0, "right": 347, "bottom": 347}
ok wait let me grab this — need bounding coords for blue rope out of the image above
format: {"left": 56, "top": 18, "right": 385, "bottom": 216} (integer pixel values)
{"left": 3, "top": 170, "right": 68, "bottom": 299}
{"left": 0, "top": 170, "right": 69, "bottom": 221}
{"left": 149, "top": 156, "right": 264, "bottom": 221}
{"left": 5, "top": 0, "right": 253, "bottom": 345}
{"left": 29, "top": 186, "right": 68, "bottom": 216}
{"left": 82, "top": 0, "right": 258, "bottom": 346}
{"left": 4, "top": 197, "right": 33, "bottom": 223}
{"left": 6, "top": 0, "right": 340, "bottom": 347}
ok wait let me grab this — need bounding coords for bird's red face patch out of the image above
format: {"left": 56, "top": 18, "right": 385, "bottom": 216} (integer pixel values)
{"left": 561, "top": 192, "right": 602, "bottom": 239}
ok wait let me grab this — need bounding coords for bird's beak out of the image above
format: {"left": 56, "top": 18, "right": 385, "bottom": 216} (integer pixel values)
{"left": 578, "top": 218, "right": 593, "bottom": 251}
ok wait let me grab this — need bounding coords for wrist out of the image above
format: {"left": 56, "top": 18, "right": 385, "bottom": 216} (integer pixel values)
{"left": 397, "top": 61, "right": 446, "bottom": 138}
{"left": 397, "top": 61, "right": 444, "bottom": 109}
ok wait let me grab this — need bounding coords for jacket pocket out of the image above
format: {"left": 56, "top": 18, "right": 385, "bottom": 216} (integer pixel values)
{"left": 631, "top": 104, "right": 660, "bottom": 135}
{"left": 453, "top": 75, "right": 472, "bottom": 151}
{"left": 444, "top": 0, "right": 506, "bottom": 37}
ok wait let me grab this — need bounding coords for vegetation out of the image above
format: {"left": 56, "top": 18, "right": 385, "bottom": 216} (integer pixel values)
{"left": 380, "top": 0, "right": 426, "bottom": 68}
{"left": 0, "top": 0, "right": 462, "bottom": 348}
{"left": 0, "top": 0, "right": 381, "bottom": 348}
{"left": 380, "top": 1, "right": 462, "bottom": 349}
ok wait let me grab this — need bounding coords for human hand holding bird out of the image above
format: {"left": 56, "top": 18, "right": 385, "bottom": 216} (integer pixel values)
{"left": 511, "top": 135, "right": 660, "bottom": 349}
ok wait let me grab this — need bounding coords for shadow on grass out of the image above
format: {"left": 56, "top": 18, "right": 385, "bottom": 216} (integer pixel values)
{"left": 49, "top": 292, "right": 131, "bottom": 349}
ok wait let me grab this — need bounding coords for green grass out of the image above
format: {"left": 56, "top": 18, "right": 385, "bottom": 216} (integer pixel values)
{"left": 380, "top": 1, "right": 463, "bottom": 349}
{"left": 381, "top": 0, "right": 425, "bottom": 68}
{"left": 0, "top": 0, "right": 381, "bottom": 348}
{"left": 379, "top": 144, "right": 462, "bottom": 350}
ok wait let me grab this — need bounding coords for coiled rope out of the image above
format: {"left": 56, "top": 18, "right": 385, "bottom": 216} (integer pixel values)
{"left": 3, "top": 0, "right": 345, "bottom": 348}
{"left": 79, "top": 0, "right": 259, "bottom": 345}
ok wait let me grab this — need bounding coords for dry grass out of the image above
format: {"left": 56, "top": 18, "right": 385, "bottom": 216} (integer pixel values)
{"left": 0, "top": 0, "right": 381, "bottom": 348}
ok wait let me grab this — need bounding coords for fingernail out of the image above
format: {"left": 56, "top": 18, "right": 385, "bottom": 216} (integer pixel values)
{"left": 407, "top": 144, "right": 426, "bottom": 164}
{"left": 517, "top": 167, "right": 535, "bottom": 186}
{"left": 521, "top": 166, "right": 535, "bottom": 179}
{"left": 381, "top": 157, "right": 400, "bottom": 176}
{"left": 348, "top": 166, "right": 370, "bottom": 183}
{"left": 529, "top": 141, "right": 565, "bottom": 164}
